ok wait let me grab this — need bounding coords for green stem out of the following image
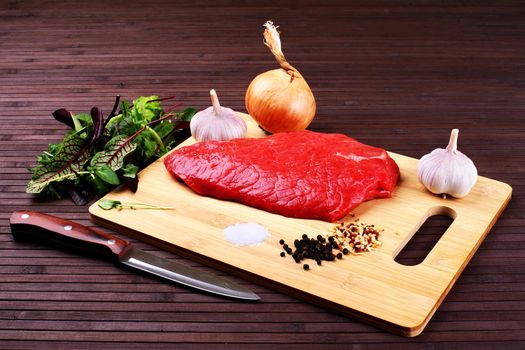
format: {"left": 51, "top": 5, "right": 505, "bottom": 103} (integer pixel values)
{"left": 123, "top": 202, "right": 174, "bottom": 209}
{"left": 105, "top": 114, "right": 123, "bottom": 129}
{"left": 121, "top": 205, "right": 174, "bottom": 210}
{"left": 97, "top": 199, "right": 175, "bottom": 211}
{"left": 71, "top": 113, "right": 83, "bottom": 132}
{"left": 146, "top": 126, "right": 165, "bottom": 151}
{"left": 51, "top": 171, "right": 91, "bottom": 183}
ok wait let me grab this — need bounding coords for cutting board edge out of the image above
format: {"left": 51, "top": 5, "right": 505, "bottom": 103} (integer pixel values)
{"left": 88, "top": 170, "right": 513, "bottom": 338}
{"left": 87, "top": 117, "right": 514, "bottom": 337}
{"left": 89, "top": 210, "right": 428, "bottom": 337}
{"left": 413, "top": 185, "right": 513, "bottom": 335}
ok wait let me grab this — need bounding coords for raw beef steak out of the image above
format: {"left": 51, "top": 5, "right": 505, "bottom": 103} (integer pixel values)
{"left": 164, "top": 131, "right": 399, "bottom": 222}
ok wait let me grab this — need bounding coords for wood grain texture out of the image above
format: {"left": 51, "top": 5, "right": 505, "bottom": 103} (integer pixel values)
{"left": 89, "top": 114, "right": 511, "bottom": 336}
{"left": 1, "top": 0, "right": 524, "bottom": 348}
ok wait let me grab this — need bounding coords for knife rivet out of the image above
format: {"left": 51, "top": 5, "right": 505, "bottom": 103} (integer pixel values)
{"left": 107, "top": 239, "right": 116, "bottom": 245}
{"left": 21, "top": 214, "right": 29, "bottom": 219}
{"left": 64, "top": 225, "right": 73, "bottom": 231}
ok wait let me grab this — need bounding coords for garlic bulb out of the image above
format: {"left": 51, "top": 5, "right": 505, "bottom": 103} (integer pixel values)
{"left": 190, "top": 89, "right": 247, "bottom": 142}
{"left": 417, "top": 129, "right": 478, "bottom": 198}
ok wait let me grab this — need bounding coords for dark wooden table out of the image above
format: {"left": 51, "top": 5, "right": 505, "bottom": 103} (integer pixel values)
{"left": 1, "top": 1, "right": 524, "bottom": 348}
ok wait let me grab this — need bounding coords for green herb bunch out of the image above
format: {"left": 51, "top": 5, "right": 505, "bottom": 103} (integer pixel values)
{"left": 27, "top": 95, "right": 196, "bottom": 204}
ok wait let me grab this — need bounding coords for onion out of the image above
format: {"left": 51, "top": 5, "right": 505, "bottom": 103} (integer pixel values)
{"left": 245, "top": 21, "right": 316, "bottom": 133}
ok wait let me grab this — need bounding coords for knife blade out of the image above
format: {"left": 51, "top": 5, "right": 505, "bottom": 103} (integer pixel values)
{"left": 9, "top": 210, "right": 260, "bottom": 301}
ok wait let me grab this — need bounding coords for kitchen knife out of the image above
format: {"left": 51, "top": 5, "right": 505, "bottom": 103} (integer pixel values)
{"left": 10, "top": 210, "right": 260, "bottom": 301}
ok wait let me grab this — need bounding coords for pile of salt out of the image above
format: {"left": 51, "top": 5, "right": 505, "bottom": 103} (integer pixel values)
{"left": 223, "top": 222, "right": 269, "bottom": 246}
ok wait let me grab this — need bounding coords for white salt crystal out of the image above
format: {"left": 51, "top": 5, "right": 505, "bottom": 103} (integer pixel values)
{"left": 223, "top": 222, "right": 269, "bottom": 246}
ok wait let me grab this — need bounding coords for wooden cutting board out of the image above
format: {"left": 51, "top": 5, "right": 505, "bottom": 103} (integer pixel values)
{"left": 89, "top": 114, "right": 512, "bottom": 337}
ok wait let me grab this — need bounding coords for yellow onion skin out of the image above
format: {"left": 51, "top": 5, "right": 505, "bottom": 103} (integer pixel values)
{"left": 245, "top": 68, "right": 316, "bottom": 133}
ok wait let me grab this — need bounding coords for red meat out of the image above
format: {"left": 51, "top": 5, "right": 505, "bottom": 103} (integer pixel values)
{"left": 163, "top": 131, "right": 399, "bottom": 222}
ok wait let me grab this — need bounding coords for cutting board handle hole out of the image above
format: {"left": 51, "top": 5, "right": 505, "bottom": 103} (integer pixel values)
{"left": 393, "top": 206, "right": 456, "bottom": 266}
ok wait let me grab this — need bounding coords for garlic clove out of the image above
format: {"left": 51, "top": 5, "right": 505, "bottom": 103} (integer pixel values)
{"left": 417, "top": 129, "right": 478, "bottom": 198}
{"left": 190, "top": 89, "right": 247, "bottom": 142}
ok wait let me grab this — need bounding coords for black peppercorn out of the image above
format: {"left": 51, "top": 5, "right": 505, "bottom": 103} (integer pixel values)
{"left": 343, "top": 248, "right": 349, "bottom": 255}
{"left": 279, "top": 239, "right": 285, "bottom": 245}
{"left": 303, "top": 264, "right": 310, "bottom": 270}
{"left": 337, "top": 253, "right": 343, "bottom": 259}
{"left": 280, "top": 252, "right": 285, "bottom": 257}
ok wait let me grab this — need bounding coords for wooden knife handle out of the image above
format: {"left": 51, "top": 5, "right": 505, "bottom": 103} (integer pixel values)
{"left": 10, "top": 210, "right": 132, "bottom": 261}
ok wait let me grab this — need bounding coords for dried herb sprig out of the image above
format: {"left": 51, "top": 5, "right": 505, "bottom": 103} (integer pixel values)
{"left": 97, "top": 199, "right": 174, "bottom": 211}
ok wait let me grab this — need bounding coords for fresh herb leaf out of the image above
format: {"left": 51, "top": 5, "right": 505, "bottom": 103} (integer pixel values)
{"left": 95, "top": 164, "right": 121, "bottom": 185}
{"left": 121, "top": 100, "right": 131, "bottom": 119}
{"left": 27, "top": 94, "right": 195, "bottom": 202}
{"left": 153, "top": 121, "right": 175, "bottom": 140}
{"left": 27, "top": 107, "right": 105, "bottom": 194}
{"left": 89, "top": 107, "right": 105, "bottom": 142}
{"left": 98, "top": 199, "right": 121, "bottom": 210}
{"left": 90, "top": 176, "right": 113, "bottom": 195}
{"left": 121, "top": 163, "right": 139, "bottom": 178}
{"left": 178, "top": 107, "right": 197, "bottom": 122}
{"left": 52, "top": 109, "right": 92, "bottom": 132}
{"left": 75, "top": 113, "right": 93, "bottom": 126}
{"left": 133, "top": 96, "right": 162, "bottom": 123}
{"left": 135, "top": 127, "right": 163, "bottom": 159}
{"left": 103, "top": 95, "right": 121, "bottom": 128}
{"left": 27, "top": 132, "right": 90, "bottom": 193}
{"left": 121, "top": 175, "right": 139, "bottom": 193}
{"left": 52, "top": 109, "right": 75, "bottom": 129}
{"left": 90, "top": 135, "right": 137, "bottom": 172}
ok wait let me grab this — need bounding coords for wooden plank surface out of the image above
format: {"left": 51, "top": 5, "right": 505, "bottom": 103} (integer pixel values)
{"left": 90, "top": 114, "right": 511, "bottom": 337}
{"left": 1, "top": 0, "right": 524, "bottom": 348}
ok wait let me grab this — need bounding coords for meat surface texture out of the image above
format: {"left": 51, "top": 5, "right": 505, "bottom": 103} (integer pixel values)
{"left": 163, "top": 131, "right": 399, "bottom": 222}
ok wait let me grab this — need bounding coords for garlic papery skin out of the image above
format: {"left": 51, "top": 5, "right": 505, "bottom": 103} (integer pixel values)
{"left": 190, "top": 89, "right": 247, "bottom": 142}
{"left": 417, "top": 129, "right": 478, "bottom": 198}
